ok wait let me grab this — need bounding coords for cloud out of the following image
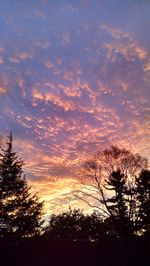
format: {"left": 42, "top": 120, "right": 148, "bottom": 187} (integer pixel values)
{"left": 0, "top": 87, "right": 7, "bottom": 94}
{"left": 0, "top": 57, "right": 4, "bottom": 64}
{"left": 0, "top": 0, "right": 150, "bottom": 214}
{"left": 28, "top": 177, "right": 85, "bottom": 216}
{"left": 144, "top": 61, "right": 150, "bottom": 72}
{"left": 32, "top": 89, "right": 75, "bottom": 111}
{"left": 101, "top": 39, "right": 147, "bottom": 62}
{"left": 100, "top": 24, "right": 148, "bottom": 63}
{"left": 101, "top": 24, "right": 130, "bottom": 40}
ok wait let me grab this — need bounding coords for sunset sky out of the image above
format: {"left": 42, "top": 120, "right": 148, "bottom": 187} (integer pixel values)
{"left": 0, "top": 0, "right": 150, "bottom": 215}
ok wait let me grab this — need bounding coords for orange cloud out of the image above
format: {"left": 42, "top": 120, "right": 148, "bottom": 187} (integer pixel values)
{"left": 0, "top": 87, "right": 7, "bottom": 94}
{"left": 28, "top": 177, "right": 87, "bottom": 216}
{"left": 32, "top": 88, "right": 75, "bottom": 111}
{"left": 101, "top": 24, "right": 130, "bottom": 40}
{"left": 144, "top": 61, "right": 150, "bottom": 72}
{"left": 100, "top": 24, "right": 148, "bottom": 62}
{"left": 9, "top": 51, "right": 33, "bottom": 63}
{"left": 45, "top": 93, "right": 75, "bottom": 111}
{"left": 102, "top": 41, "right": 147, "bottom": 62}
{"left": 32, "top": 89, "right": 44, "bottom": 100}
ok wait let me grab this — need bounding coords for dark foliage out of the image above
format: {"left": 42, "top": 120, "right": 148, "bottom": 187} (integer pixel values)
{"left": 0, "top": 133, "right": 43, "bottom": 238}
{"left": 105, "top": 170, "right": 133, "bottom": 237}
{"left": 46, "top": 208, "right": 108, "bottom": 242}
{"left": 136, "top": 170, "right": 150, "bottom": 235}
{"left": 79, "top": 146, "right": 149, "bottom": 237}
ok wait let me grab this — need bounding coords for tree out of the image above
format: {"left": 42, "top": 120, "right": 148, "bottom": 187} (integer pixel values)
{"left": 46, "top": 208, "right": 106, "bottom": 242}
{"left": 0, "top": 133, "right": 43, "bottom": 238}
{"left": 136, "top": 170, "right": 150, "bottom": 235}
{"left": 104, "top": 170, "right": 133, "bottom": 236}
{"left": 77, "top": 146, "right": 147, "bottom": 238}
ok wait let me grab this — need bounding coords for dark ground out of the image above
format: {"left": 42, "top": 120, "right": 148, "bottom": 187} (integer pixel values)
{"left": 0, "top": 236, "right": 150, "bottom": 266}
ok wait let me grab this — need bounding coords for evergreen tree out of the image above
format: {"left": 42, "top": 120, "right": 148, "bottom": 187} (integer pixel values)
{"left": 0, "top": 133, "right": 43, "bottom": 238}
{"left": 105, "top": 170, "right": 133, "bottom": 237}
{"left": 136, "top": 170, "right": 150, "bottom": 235}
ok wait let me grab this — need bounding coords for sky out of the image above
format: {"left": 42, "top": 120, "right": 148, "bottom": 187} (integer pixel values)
{"left": 0, "top": 0, "right": 150, "bottom": 215}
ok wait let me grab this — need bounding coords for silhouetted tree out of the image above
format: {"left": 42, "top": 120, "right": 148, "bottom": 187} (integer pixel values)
{"left": 105, "top": 170, "right": 133, "bottom": 237}
{"left": 46, "top": 208, "right": 106, "bottom": 242}
{"left": 136, "top": 170, "right": 150, "bottom": 235}
{"left": 0, "top": 133, "right": 43, "bottom": 238}
{"left": 77, "top": 146, "right": 147, "bottom": 237}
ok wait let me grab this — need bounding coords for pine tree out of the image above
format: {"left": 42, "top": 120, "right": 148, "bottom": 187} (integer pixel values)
{"left": 0, "top": 133, "right": 43, "bottom": 238}
{"left": 105, "top": 170, "right": 133, "bottom": 237}
{"left": 136, "top": 170, "right": 150, "bottom": 235}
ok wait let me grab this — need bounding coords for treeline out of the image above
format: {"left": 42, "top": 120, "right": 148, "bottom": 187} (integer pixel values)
{"left": 0, "top": 134, "right": 150, "bottom": 266}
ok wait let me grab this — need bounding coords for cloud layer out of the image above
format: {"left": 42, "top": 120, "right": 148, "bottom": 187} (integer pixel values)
{"left": 0, "top": 0, "right": 150, "bottom": 214}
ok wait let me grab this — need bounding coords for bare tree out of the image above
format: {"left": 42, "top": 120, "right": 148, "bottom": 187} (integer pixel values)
{"left": 76, "top": 146, "right": 147, "bottom": 237}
